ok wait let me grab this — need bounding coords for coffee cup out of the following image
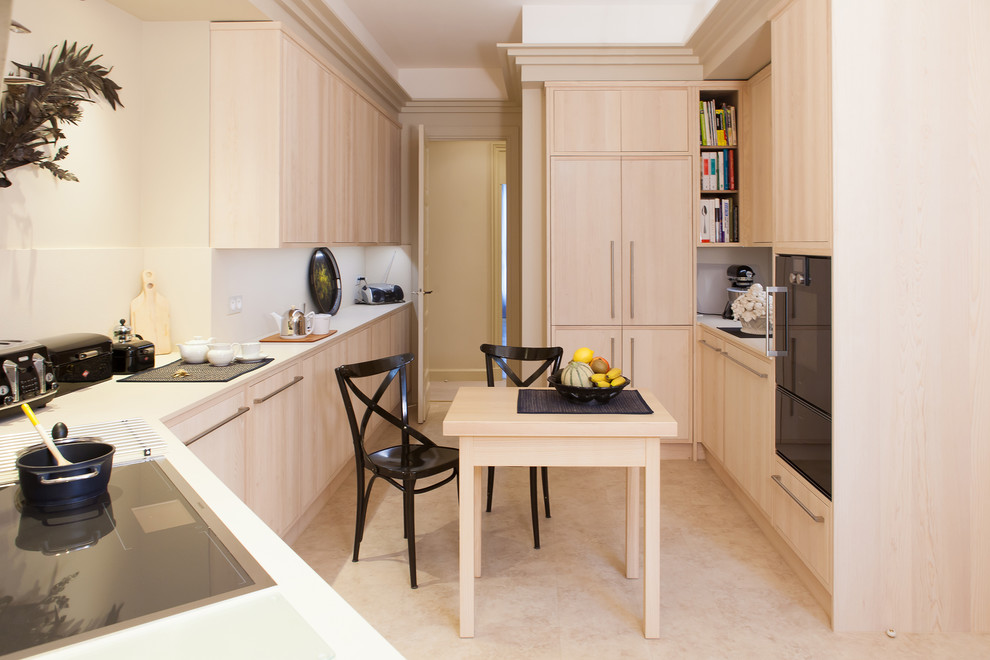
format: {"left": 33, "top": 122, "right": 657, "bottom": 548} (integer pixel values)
{"left": 312, "top": 314, "right": 332, "bottom": 335}
{"left": 239, "top": 342, "right": 262, "bottom": 360}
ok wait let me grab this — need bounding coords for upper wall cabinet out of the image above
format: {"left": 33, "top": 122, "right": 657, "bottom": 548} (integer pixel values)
{"left": 549, "top": 85, "right": 691, "bottom": 153}
{"left": 771, "top": 0, "right": 832, "bottom": 250}
{"left": 210, "top": 23, "right": 401, "bottom": 248}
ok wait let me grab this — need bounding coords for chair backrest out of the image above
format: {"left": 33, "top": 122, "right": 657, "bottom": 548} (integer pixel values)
{"left": 336, "top": 353, "right": 436, "bottom": 464}
{"left": 480, "top": 344, "right": 563, "bottom": 388}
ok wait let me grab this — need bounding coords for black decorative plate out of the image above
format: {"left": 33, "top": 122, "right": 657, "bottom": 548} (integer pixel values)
{"left": 309, "top": 247, "right": 341, "bottom": 315}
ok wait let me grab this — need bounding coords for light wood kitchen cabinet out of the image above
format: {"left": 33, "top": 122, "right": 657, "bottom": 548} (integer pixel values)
{"left": 771, "top": 0, "right": 832, "bottom": 249}
{"left": 722, "top": 342, "right": 773, "bottom": 515}
{"left": 696, "top": 327, "right": 725, "bottom": 461}
{"left": 550, "top": 158, "right": 622, "bottom": 326}
{"left": 746, "top": 65, "right": 773, "bottom": 245}
{"left": 246, "top": 362, "right": 305, "bottom": 536}
{"left": 210, "top": 22, "right": 400, "bottom": 248}
{"left": 772, "top": 455, "right": 832, "bottom": 590}
{"left": 552, "top": 326, "right": 692, "bottom": 444}
{"left": 550, "top": 157, "right": 693, "bottom": 327}
{"left": 166, "top": 390, "right": 249, "bottom": 501}
{"left": 549, "top": 86, "right": 691, "bottom": 153}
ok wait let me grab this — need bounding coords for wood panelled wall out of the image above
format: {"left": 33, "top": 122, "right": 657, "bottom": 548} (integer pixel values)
{"left": 830, "top": 0, "right": 990, "bottom": 632}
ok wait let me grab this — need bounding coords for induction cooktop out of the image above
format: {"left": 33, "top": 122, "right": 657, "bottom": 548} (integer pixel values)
{"left": 0, "top": 458, "right": 274, "bottom": 658}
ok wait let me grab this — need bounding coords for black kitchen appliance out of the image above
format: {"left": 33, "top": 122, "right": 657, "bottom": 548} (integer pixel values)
{"left": 0, "top": 340, "right": 57, "bottom": 417}
{"left": 768, "top": 255, "right": 831, "bottom": 499}
{"left": 722, "top": 264, "right": 755, "bottom": 319}
{"left": 0, "top": 458, "right": 274, "bottom": 658}
{"left": 109, "top": 319, "right": 156, "bottom": 374}
{"left": 37, "top": 332, "right": 113, "bottom": 395}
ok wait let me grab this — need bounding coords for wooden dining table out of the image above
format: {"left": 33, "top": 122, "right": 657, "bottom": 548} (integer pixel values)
{"left": 442, "top": 386, "right": 678, "bottom": 638}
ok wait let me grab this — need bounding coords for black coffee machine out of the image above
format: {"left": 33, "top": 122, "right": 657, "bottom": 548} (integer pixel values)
{"left": 722, "top": 265, "right": 755, "bottom": 319}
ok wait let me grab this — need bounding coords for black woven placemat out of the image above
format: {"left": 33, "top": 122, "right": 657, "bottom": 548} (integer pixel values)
{"left": 716, "top": 326, "right": 772, "bottom": 339}
{"left": 517, "top": 389, "right": 653, "bottom": 414}
{"left": 118, "top": 358, "right": 274, "bottom": 383}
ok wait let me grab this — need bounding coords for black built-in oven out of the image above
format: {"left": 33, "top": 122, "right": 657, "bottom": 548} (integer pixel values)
{"left": 769, "top": 255, "right": 831, "bottom": 499}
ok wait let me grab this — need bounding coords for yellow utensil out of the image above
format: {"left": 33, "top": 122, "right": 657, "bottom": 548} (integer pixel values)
{"left": 20, "top": 403, "right": 72, "bottom": 466}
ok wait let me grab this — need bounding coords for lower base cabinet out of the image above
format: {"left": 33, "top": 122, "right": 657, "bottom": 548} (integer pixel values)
{"left": 166, "top": 307, "right": 412, "bottom": 539}
{"left": 247, "top": 362, "right": 306, "bottom": 536}
{"left": 771, "top": 456, "right": 832, "bottom": 590}
{"left": 167, "top": 390, "right": 249, "bottom": 501}
{"left": 696, "top": 323, "right": 831, "bottom": 598}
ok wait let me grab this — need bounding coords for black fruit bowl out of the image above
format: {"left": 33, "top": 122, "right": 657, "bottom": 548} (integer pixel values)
{"left": 548, "top": 371, "right": 630, "bottom": 404}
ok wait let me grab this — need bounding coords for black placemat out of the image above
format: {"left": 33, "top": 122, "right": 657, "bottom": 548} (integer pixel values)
{"left": 517, "top": 389, "right": 653, "bottom": 414}
{"left": 716, "top": 326, "right": 772, "bottom": 339}
{"left": 118, "top": 358, "right": 274, "bottom": 383}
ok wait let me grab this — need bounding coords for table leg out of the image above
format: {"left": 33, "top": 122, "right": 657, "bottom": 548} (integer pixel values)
{"left": 644, "top": 438, "right": 661, "bottom": 638}
{"left": 474, "top": 465, "right": 483, "bottom": 577}
{"left": 626, "top": 466, "right": 640, "bottom": 579}
{"left": 459, "top": 439, "right": 475, "bottom": 638}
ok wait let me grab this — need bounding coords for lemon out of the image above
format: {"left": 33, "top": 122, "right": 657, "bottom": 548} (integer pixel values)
{"left": 605, "top": 367, "right": 622, "bottom": 380}
{"left": 573, "top": 347, "right": 594, "bottom": 363}
{"left": 590, "top": 373, "right": 608, "bottom": 383}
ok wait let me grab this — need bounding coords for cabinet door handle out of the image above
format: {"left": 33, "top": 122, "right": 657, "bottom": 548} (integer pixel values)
{"left": 253, "top": 375, "right": 304, "bottom": 404}
{"left": 723, "top": 352, "right": 769, "bottom": 379}
{"left": 771, "top": 475, "right": 824, "bottom": 523}
{"left": 184, "top": 406, "right": 250, "bottom": 446}
{"left": 629, "top": 241, "right": 635, "bottom": 319}
{"left": 610, "top": 240, "right": 616, "bottom": 319}
{"left": 610, "top": 337, "right": 615, "bottom": 366}
{"left": 698, "top": 339, "right": 723, "bottom": 353}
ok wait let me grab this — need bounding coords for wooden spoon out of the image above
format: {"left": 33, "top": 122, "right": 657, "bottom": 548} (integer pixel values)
{"left": 20, "top": 403, "right": 72, "bottom": 466}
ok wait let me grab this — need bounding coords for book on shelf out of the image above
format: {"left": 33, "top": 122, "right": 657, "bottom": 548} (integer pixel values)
{"left": 699, "top": 99, "right": 737, "bottom": 147}
{"left": 698, "top": 196, "right": 738, "bottom": 244}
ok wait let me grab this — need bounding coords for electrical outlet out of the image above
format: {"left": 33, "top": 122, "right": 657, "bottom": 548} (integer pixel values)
{"left": 228, "top": 295, "right": 243, "bottom": 315}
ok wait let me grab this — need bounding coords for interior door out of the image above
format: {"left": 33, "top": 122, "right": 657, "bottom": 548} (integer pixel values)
{"left": 415, "top": 125, "right": 430, "bottom": 423}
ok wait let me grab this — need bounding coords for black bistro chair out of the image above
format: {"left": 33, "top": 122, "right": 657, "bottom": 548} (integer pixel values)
{"left": 336, "top": 352, "right": 458, "bottom": 589}
{"left": 479, "top": 343, "right": 563, "bottom": 548}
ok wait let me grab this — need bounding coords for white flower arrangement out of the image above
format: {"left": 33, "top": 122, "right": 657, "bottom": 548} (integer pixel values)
{"left": 731, "top": 283, "right": 768, "bottom": 322}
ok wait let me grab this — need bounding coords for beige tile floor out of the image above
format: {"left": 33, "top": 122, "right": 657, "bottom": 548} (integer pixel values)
{"left": 292, "top": 402, "right": 990, "bottom": 659}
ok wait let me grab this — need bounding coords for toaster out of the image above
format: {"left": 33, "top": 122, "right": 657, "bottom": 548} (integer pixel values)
{"left": 112, "top": 338, "right": 156, "bottom": 374}
{"left": 0, "top": 339, "right": 58, "bottom": 416}
{"left": 38, "top": 333, "right": 114, "bottom": 395}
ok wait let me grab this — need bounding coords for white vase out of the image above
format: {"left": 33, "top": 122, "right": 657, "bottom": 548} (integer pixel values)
{"left": 739, "top": 316, "right": 767, "bottom": 335}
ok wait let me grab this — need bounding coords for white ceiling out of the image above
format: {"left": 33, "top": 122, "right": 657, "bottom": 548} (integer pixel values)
{"left": 105, "top": 0, "right": 718, "bottom": 71}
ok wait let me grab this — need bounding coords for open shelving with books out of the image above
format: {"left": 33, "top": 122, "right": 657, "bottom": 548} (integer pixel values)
{"left": 698, "top": 88, "right": 741, "bottom": 246}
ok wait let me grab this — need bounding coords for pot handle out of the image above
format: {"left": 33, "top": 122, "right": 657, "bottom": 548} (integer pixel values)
{"left": 40, "top": 468, "right": 100, "bottom": 485}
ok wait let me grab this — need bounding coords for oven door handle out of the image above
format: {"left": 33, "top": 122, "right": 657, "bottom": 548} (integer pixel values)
{"left": 766, "top": 286, "right": 788, "bottom": 357}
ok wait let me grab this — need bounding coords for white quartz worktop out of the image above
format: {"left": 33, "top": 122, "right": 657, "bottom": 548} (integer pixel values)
{"left": 1, "top": 304, "right": 409, "bottom": 660}
{"left": 696, "top": 314, "right": 772, "bottom": 358}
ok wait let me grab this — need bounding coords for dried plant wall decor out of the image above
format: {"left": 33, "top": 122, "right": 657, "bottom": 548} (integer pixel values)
{"left": 0, "top": 41, "right": 123, "bottom": 188}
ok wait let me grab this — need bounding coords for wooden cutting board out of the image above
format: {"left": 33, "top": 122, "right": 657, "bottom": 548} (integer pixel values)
{"left": 260, "top": 330, "right": 337, "bottom": 343}
{"left": 130, "top": 270, "right": 172, "bottom": 354}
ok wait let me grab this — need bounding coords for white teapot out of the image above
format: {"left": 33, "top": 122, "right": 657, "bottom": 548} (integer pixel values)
{"left": 177, "top": 336, "right": 214, "bottom": 363}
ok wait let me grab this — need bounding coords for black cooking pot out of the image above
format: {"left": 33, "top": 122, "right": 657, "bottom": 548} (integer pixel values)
{"left": 16, "top": 439, "right": 115, "bottom": 511}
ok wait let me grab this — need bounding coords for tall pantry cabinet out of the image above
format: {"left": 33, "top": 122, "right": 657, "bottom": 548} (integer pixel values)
{"left": 546, "top": 84, "right": 694, "bottom": 450}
